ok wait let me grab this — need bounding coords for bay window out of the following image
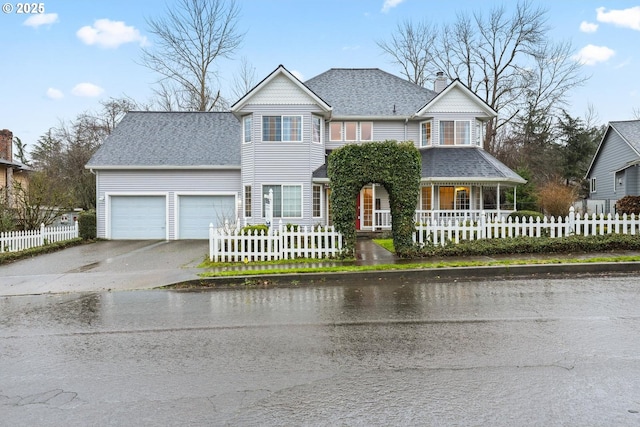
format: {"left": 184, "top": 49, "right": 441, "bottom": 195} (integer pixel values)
{"left": 262, "top": 115, "right": 302, "bottom": 142}
{"left": 243, "top": 115, "right": 252, "bottom": 143}
{"left": 421, "top": 121, "right": 432, "bottom": 147}
{"left": 262, "top": 184, "right": 302, "bottom": 218}
{"left": 439, "top": 120, "right": 471, "bottom": 145}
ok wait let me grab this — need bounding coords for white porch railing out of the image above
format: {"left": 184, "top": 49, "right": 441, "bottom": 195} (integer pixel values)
{"left": 0, "top": 222, "right": 79, "bottom": 253}
{"left": 209, "top": 220, "right": 345, "bottom": 262}
{"left": 414, "top": 207, "right": 640, "bottom": 246}
{"left": 371, "top": 209, "right": 510, "bottom": 230}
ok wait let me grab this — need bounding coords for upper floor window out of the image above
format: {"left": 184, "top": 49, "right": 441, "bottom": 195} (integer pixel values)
{"left": 360, "top": 122, "right": 373, "bottom": 141}
{"left": 345, "top": 122, "right": 357, "bottom": 141}
{"left": 420, "top": 121, "right": 432, "bottom": 147}
{"left": 440, "top": 120, "right": 471, "bottom": 145}
{"left": 243, "top": 115, "right": 252, "bottom": 143}
{"left": 262, "top": 115, "right": 302, "bottom": 142}
{"left": 590, "top": 178, "right": 596, "bottom": 193}
{"left": 312, "top": 115, "right": 322, "bottom": 144}
{"left": 475, "top": 120, "right": 484, "bottom": 147}
{"left": 329, "top": 121, "right": 374, "bottom": 142}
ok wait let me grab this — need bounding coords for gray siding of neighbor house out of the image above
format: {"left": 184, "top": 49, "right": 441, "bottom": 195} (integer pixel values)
{"left": 239, "top": 104, "right": 326, "bottom": 226}
{"left": 96, "top": 169, "right": 241, "bottom": 239}
{"left": 589, "top": 130, "right": 639, "bottom": 201}
{"left": 627, "top": 166, "right": 640, "bottom": 195}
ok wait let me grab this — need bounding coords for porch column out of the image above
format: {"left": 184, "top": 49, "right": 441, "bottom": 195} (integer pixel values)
{"left": 513, "top": 186, "right": 517, "bottom": 212}
{"left": 372, "top": 184, "right": 377, "bottom": 231}
{"left": 496, "top": 184, "right": 501, "bottom": 218}
{"left": 431, "top": 184, "right": 435, "bottom": 221}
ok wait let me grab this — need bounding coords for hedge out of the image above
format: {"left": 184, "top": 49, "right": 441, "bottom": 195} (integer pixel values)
{"left": 327, "top": 140, "right": 421, "bottom": 257}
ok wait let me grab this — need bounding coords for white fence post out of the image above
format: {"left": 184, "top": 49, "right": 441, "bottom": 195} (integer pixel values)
{"left": 40, "top": 223, "right": 45, "bottom": 246}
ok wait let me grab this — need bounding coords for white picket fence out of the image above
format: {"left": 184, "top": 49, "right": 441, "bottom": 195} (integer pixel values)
{"left": 209, "top": 220, "right": 344, "bottom": 262}
{"left": 0, "top": 221, "right": 79, "bottom": 253}
{"left": 414, "top": 207, "right": 640, "bottom": 246}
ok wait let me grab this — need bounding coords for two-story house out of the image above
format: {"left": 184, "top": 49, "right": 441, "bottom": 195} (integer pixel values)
{"left": 86, "top": 65, "right": 525, "bottom": 240}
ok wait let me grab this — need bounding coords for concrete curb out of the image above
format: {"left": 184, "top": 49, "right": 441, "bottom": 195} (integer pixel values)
{"left": 170, "top": 261, "right": 640, "bottom": 289}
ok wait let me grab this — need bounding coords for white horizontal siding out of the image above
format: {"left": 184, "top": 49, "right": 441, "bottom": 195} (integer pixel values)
{"left": 247, "top": 74, "right": 317, "bottom": 105}
{"left": 96, "top": 169, "right": 241, "bottom": 239}
{"left": 426, "top": 86, "right": 488, "bottom": 113}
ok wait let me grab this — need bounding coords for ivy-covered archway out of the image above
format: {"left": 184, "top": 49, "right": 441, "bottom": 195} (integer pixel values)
{"left": 327, "top": 140, "right": 421, "bottom": 258}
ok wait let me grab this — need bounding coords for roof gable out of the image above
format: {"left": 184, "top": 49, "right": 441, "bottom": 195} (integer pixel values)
{"left": 86, "top": 112, "right": 240, "bottom": 169}
{"left": 231, "top": 65, "right": 331, "bottom": 113}
{"left": 304, "top": 68, "right": 437, "bottom": 117}
{"left": 416, "top": 79, "right": 496, "bottom": 117}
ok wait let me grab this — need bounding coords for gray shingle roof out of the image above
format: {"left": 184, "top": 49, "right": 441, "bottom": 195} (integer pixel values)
{"left": 312, "top": 147, "right": 525, "bottom": 184}
{"left": 304, "top": 68, "right": 437, "bottom": 117}
{"left": 86, "top": 112, "right": 240, "bottom": 168}
{"left": 610, "top": 120, "right": 640, "bottom": 155}
{"left": 421, "top": 147, "right": 525, "bottom": 183}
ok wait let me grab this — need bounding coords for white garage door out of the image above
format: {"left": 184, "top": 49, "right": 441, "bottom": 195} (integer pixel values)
{"left": 179, "top": 195, "right": 235, "bottom": 239}
{"left": 110, "top": 196, "right": 166, "bottom": 239}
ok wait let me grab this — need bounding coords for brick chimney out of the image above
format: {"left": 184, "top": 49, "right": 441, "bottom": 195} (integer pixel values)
{"left": 0, "top": 129, "right": 12, "bottom": 161}
{"left": 434, "top": 71, "right": 448, "bottom": 93}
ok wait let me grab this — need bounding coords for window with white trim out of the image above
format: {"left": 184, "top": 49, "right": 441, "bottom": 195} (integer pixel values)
{"left": 475, "top": 120, "right": 485, "bottom": 147}
{"left": 329, "top": 121, "right": 374, "bottom": 142}
{"left": 262, "top": 184, "right": 302, "bottom": 218}
{"left": 262, "top": 116, "right": 302, "bottom": 142}
{"left": 439, "top": 120, "right": 471, "bottom": 145}
{"left": 312, "top": 185, "right": 322, "bottom": 218}
{"left": 420, "top": 121, "right": 432, "bottom": 147}
{"left": 243, "top": 115, "right": 252, "bottom": 143}
{"left": 312, "top": 115, "right": 322, "bottom": 143}
{"left": 360, "top": 122, "right": 373, "bottom": 141}
{"left": 345, "top": 122, "right": 357, "bottom": 141}
{"left": 590, "top": 178, "right": 596, "bottom": 193}
{"left": 330, "top": 122, "right": 342, "bottom": 141}
{"left": 244, "top": 185, "right": 252, "bottom": 217}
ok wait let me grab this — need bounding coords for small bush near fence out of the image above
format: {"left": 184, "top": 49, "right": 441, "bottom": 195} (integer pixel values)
{"left": 78, "top": 210, "right": 97, "bottom": 240}
{"left": 616, "top": 196, "right": 640, "bottom": 215}
{"left": 508, "top": 211, "right": 545, "bottom": 221}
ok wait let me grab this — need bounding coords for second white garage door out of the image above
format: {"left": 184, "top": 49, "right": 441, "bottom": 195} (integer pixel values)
{"left": 178, "top": 195, "right": 236, "bottom": 239}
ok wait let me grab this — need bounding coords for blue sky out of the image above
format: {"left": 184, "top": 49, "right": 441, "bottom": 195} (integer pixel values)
{"left": 1, "top": 0, "right": 639, "bottom": 151}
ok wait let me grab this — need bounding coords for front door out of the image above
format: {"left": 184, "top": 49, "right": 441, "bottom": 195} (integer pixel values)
{"left": 357, "top": 188, "right": 373, "bottom": 230}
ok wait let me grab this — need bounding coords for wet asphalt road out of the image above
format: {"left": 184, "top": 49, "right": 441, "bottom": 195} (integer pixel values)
{"left": 2, "top": 276, "right": 640, "bottom": 426}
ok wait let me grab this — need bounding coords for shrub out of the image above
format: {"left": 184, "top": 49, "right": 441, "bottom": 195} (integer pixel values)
{"left": 616, "top": 196, "right": 640, "bottom": 215}
{"left": 78, "top": 210, "right": 97, "bottom": 240}
{"left": 537, "top": 181, "right": 577, "bottom": 217}
{"left": 241, "top": 224, "right": 269, "bottom": 235}
{"left": 508, "top": 210, "right": 544, "bottom": 221}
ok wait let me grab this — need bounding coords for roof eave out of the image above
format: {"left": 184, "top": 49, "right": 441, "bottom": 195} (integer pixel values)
{"left": 421, "top": 177, "right": 526, "bottom": 185}
{"left": 85, "top": 165, "right": 241, "bottom": 171}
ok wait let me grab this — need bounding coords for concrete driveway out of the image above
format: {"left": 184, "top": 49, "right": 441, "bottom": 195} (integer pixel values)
{"left": 0, "top": 240, "right": 209, "bottom": 296}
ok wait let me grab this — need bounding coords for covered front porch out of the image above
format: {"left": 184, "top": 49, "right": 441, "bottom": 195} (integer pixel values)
{"left": 353, "top": 182, "right": 520, "bottom": 231}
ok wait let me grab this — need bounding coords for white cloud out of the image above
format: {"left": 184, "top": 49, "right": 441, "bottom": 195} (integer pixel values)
{"left": 291, "top": 70, "right": 304, "bottom": 81}
{"left": 76, "top": 19, "right": 147, "bottom": 48}
{"left": 71, "top": 83, "right": 104, "bottom": 97}
{"left": 579, "top": 21, "right": 598, "bottom": 33}
{"left": 46, "top": 88, "right": 64, "bottom": 99}
{"left": 596, "top": 6, "right": 640, "bottom": 31}
{"left": 572, "top": 44, "right": 615, "bottom": 66}
{"left": 381, "top": 0, "right": 404, "bottom": 13}
{"left": 23, "top": 13, "right": 59, "bottom": 28}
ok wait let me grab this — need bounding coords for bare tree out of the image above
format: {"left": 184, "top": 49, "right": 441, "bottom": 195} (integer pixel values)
{"left": 378, "top": 0, "right": 588, "bottom": 150}
{"left": 376, "top": 20, "right": 437, "bottom": 87}
{"left": 30, "top": 97, "right": 137, "bottom": 210}
{"left": 141, "top": 0, "right": 244, "bottom": 111}
{"left": 230, "top": 56, "right": 258, "bottom": 102}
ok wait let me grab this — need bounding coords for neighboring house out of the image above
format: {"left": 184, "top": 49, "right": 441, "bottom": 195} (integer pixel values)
{"left": 0, "top": 129, "right": 31, "bottom": 205}
{"left": 585, "top": 120, "right": 640, "bottom": 214}
{"left": 86, "top": 65, "right": 525, "bottom": 240}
